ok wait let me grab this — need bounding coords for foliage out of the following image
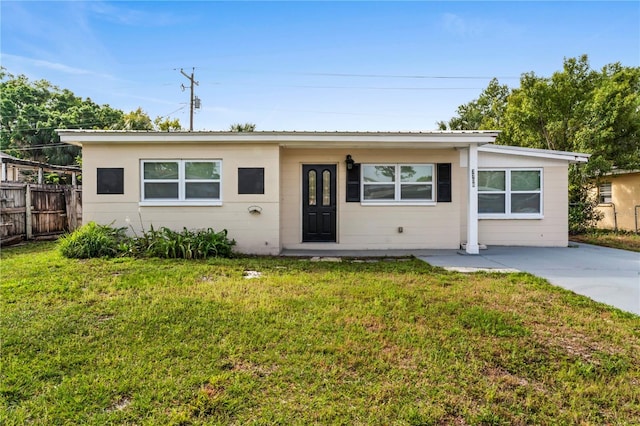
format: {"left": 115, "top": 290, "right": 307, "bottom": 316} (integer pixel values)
{"left": 58, "top": 222, "right": 128, "bottom": 258}
{"left": 2, "top": 243, "right": 640, "bottom": 425}
{"left": 0, "top": 69, "right": 123, "bottom": 165}
{"left": 1, "top": 70, "right": 179, "bottom": 165}
{"left": 59, "top": 222, "right": 235, "bottom": 259}
{"left": 438, "top": 78, "right": 510, "bottom": 131}
{"left": 229, "top": 122, "right": 256, "bottom": 132}
{"left": 568, "top": 164, "right": 603, "bottom": 234}
{"left": 127, "top": 225, "right": 235, "bottom": 259}
{"left": 111, "top": 107, "right": 153, "bottom": 131}
{"left": 153, "top": 116, "right": 182, "bottom": 131}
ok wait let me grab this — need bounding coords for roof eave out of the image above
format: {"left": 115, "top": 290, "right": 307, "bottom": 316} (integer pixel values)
{"left": 56, "top": 130, "right": 500, "bottom": 148}
{"left": 479, "top": 144, "right": 590, "bottom": 163}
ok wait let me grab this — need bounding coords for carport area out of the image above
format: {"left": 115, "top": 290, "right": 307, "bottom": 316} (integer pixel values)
{"left": 418, "top": 243, "right": 640, "bottom": 316}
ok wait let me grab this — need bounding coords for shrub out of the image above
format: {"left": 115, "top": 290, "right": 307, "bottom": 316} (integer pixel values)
{"left": 60, "top": 223, "right": 236, "bottom": 260}
{"left": 129, "top": 226, "right": 236, "bottom": 259}
{"left": 59, "top": 222, "right": 128, "bottom": 258}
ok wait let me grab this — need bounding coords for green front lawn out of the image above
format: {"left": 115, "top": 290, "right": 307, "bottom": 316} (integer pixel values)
{"left": 2, "top": 242, "right": 639, "bottom": 425}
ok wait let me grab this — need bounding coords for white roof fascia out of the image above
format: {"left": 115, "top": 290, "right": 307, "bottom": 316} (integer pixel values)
{"left": 56, "top": 130, "right": 499, "bottom": 148}
{"left": 479, "top": 144, "right": 590, "bottom": 163}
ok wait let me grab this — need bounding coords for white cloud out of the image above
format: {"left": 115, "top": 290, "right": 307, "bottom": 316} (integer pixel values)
{"left": 440, "top": 13, "right": 486, "bottom": 37}
{"left": 88, "top": 1, "right": 186, "bottom": 27}
{"left": 1, "top": 53, "right": 116, "bottom": 80}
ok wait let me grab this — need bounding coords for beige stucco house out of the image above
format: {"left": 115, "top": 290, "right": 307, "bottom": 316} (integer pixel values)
{"left": 595, "top": 170, "right": 640, "bottom": 232}
{"left": 57, "top": 130, "right": 589, "bottom": 255}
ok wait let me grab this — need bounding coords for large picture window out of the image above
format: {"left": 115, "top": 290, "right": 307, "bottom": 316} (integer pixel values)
{"left": 362, "top": 164, "right": 434, "bottom": 204}
{"left": 141, "top": 160, "right": 221, "bottom": 205}
{"left": 478, "top": 169, "right": 542, "bottom": 218}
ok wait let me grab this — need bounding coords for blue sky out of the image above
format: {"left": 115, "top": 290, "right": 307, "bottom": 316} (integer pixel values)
{"left": 2, "top": 1, "right": 639, "bottom": 131}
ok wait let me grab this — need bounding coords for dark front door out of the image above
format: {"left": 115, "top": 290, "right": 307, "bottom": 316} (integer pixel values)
{"left": 302, "top": 164, "right": 337, "bottom": 242}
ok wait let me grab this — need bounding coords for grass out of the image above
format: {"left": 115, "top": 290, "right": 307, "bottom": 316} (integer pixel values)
{"left": 570, "top": 229, "right": 640, "bottom": 252}
{"left": 2, "top": 242, "right": 639, "bottom": 425}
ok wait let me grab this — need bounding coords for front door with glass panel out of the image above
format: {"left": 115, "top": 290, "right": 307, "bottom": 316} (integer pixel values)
{"left": 302, "top": 164, "right": 336, "bottom": 242}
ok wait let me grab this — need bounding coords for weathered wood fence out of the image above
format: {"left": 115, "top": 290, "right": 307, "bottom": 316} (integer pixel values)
{"left": 0, "top": 183, "right": 82, "bottom": 246}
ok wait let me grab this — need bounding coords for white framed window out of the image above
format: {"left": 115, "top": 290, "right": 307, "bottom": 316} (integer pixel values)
{"left": 140, "top": 160, "right": 222, "bottom": 206}
{"left": 598, "top": 182, "right": 612, "bottom": 204}
{"left": 478, "top": 169, "right": 542, "bottom": 219}
{"left": 361, "top": 164, "right": 434, "bottom": 204}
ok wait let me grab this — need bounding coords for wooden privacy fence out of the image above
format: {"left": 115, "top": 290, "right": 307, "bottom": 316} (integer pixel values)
{"left": 0, "top": 183, "right": 82, "bottom": 246}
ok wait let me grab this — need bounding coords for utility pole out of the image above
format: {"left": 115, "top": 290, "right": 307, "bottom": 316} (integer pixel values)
{"left": 180, "top": 68, "right": 200, "bottom": 131}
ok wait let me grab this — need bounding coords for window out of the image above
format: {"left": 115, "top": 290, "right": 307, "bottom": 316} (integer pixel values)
{"left": 599, "top": 182, "right": 612, "bottom": 204}
{"left": 141, "top": 160, "right": 221, "bottom": 205}
{"left": 478, "top": 169, "right": 542, "bottom": 218}
{"left": 362, "top": 164, "right": 434, "bottom": 204}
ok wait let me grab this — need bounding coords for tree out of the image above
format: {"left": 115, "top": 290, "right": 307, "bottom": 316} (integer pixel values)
{"left": 1, "top": 69, "right": 124, "bottom": 165}
{"left": 1, "top": 70, "right": 186, "bottom": 165}
{"left": 154, "top": 116, "right": 182, "bottom": 131}
{"left": 437, "top": 78, "right": 510, "bottom": 131}
{"left": 229, "top": 123, "right": 256, "bottom": 132}
{"left": 114, "top": 107, "right": 154, "bottom": 131}
{"left": 500, "top": 55, "right": 600, "bottom": 152}
{"left": 438, "top": 55, "right": 640, "bottom": 233}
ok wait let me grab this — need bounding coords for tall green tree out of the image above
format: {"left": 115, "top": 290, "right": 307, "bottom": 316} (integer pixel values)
{"left": 439, "top": 55, "right": 640, "bottom": 232}
{"left": 0, "top": 70, "right": 124, "bottom": 165}
{"left": 500, "top": 55, "right": 600, "bottom": 152}
{"left": 437, "top": 78, "right": 510, "bottom": 131}
{"left": 0, "top": 71, "right": 169, "bottom": 165}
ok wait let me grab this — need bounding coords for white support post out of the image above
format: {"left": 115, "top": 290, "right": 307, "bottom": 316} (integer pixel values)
{"left": 38, "top": 168, "right": 44, "bottom": 184}
{"left": 1, "top": 162, "right": 6, "bottom": 181}
{"left": 466, "top": 144, "right": 480, "bottom": 254}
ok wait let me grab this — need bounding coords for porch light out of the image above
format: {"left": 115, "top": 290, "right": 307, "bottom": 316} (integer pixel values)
{"left": 345, "top": 154, "right": 355, "bottom": 170}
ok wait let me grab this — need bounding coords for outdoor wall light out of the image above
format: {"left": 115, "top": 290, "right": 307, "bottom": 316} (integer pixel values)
{"left": 345, "top": 154, "right": 355, "bottom": 170}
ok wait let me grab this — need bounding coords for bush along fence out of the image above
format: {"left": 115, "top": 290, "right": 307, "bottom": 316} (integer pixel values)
{"left": 0, "top": 183, "right": 82, "bottom": 246}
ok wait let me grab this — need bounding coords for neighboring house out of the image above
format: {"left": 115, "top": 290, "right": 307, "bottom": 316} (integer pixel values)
{"left": 595, "top": 170, "right": 640, "bottom": 232}
{"left": 57, "top": 130, "right": 589, "bottom": 255}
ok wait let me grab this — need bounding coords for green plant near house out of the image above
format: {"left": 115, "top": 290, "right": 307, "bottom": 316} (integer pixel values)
{"left": 59, "top": 223, "right": 235, "bottom": 259}
{"left": 58, "top": 221, "right": 128, "bottom": 258}
{"left": 128, "top": 226, "right": 236, "bottom": 259}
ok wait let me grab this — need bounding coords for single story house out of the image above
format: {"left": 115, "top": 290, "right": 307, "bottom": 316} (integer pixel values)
{"left": 595, "top": 169, "right": 640, "bottom": 232}
{"left": 57, "top": 130, "right": 590, "bottom": 255}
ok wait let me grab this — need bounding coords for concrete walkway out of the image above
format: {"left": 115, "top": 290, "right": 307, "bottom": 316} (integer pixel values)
{"left": 417, "top": 243, "right": 640, "bottom": 316}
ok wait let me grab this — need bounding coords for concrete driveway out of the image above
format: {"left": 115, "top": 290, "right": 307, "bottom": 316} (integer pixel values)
{"left": 418, "top": 243, "right": 640, "bottom": 316}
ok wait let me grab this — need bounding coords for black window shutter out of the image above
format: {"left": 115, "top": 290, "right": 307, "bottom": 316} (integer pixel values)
{"left": 437, "top": 163, "right": 452, "bottom": 202}
{"left": 346, "top": 163, "right": 360, "bottom": 202}
{"left": 238, "top": 167, "right": 265, "bottom": 194}
{"left": 97, "top": 168, "right": 124, "bottom": 194}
